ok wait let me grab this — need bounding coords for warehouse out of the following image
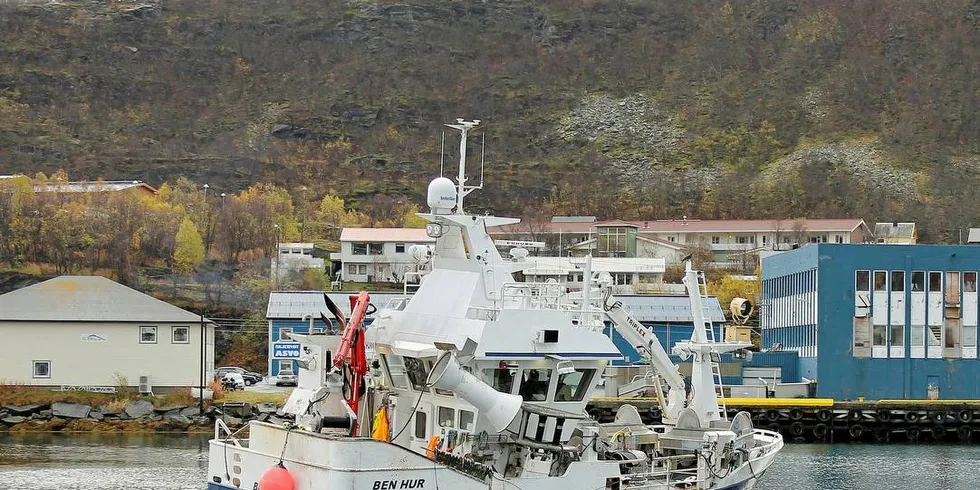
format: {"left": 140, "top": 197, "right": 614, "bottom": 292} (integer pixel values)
{"left": 762, "top": 244, "right": 980, "bottom": 400}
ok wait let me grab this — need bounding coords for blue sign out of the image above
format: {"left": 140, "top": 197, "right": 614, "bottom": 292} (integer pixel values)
{"left": 273, "top": 342, "right": 301, "bottom": 359}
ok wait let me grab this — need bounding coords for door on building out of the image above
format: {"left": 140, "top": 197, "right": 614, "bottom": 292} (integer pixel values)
{"left": 926, "top": 375, "right": 940, "bottom": 400}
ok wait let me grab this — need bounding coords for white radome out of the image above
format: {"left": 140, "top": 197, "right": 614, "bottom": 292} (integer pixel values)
{"left": 427, "top": 177, "right": 457, "bottom": 214}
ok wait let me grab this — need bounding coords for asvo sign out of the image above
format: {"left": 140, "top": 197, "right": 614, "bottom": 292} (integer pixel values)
{"left": 272, "top": 342, "right": 301, "bottom": 359}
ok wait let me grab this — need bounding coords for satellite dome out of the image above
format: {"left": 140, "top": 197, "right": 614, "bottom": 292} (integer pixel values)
{"left": 427, "top": 177, "right": 457, "bottom": 214}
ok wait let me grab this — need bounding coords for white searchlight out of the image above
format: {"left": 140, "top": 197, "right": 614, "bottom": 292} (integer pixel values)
{"left": 429, "top": 351, "right": 522, "bottom": 434}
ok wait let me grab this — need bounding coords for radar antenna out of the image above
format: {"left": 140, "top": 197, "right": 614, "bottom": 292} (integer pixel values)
{"left": 444, "top": 119, "right": 483, "bottom": 214}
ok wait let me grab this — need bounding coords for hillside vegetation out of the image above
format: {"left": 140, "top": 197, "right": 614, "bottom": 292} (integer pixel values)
{"left": 3, "top": 0, "right": 980, "bottom": 241}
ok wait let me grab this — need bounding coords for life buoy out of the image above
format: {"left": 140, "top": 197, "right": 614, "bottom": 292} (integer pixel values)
{"left": 425, "top": 435, "right": 441, "bottom": 459}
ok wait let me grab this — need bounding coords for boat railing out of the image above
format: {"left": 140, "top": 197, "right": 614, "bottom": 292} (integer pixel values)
{"left": 500, "top": 282, "right": 569, "bottom": 310}
{"left": 213, "top": 419, "right": 249, "bottom": 448}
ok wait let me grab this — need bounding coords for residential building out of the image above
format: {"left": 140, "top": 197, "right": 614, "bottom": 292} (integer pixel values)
{"left": 874, "top": 222, "right": 918, "bottom": 244}
{"left": 336, "top": 228, "right": 435, "bottom": 283}
{"left": 762, "top": 244, "right": 980, "bottom": 400}
{"left": 272, "top": 242, "right": 326, "bottom": 283}
{"left": 967, "top": 228, "right": 980, "bottom": 244}
{"left": 491, "top": 217, "right": 872, "bottom": 266}
{"left": 519, "top": 256, "right": 671, "bottom": 294}
{"left": 0, "top": 276, "right": 214, "bottom": 393}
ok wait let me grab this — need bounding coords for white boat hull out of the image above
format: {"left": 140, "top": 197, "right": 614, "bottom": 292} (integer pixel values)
{"left": 206, "top": 422, "right": 781, "bottom": 490}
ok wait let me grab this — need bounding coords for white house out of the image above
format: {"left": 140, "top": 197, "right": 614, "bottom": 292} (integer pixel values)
{"left": 0, "top": 276, "right": 215, "bottom": 393}
{"left": 272, "top": 242, "right": 326, "bottom": 283}
{"left": 337, "top": 228, "right": 435, "bottom": 283}
{"left": 519, "top": 256, "right": 671, "bottom": 294}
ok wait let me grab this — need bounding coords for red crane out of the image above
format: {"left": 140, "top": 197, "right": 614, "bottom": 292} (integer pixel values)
{"left": 333, "top": 291, "right": 371, "bottom": 434}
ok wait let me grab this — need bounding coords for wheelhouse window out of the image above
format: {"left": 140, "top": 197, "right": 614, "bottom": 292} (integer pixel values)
{"left": 140, "top": 326, "right": 157, "bottom": 344}
{"left": 518, "top": 368, "right": 552, "bottom": 401}
{"left": 381, "top": 355, "right": 409, "bottom": 389}
{"left": 33, "top": 360, "right": 51, "bottom": 378}
{"left": 437, "top": 406, "right": 455, "bottom": 428}
{"left": 172, "top": 326, "right": 190, "bottom": 344}
{"left": 403, "top": 356, "right": 430, "bottom": 392}
{"left": 555, "top": 369, "right": 596, "bottom": 402}
{"left": 459, "top": 410, "right": 475, "bottom": 431}
{"left": 414, "top": 411, "right": 427, "bottom": 439}
{"left": 483, "top": 368, "right": 516, "bottom": 394}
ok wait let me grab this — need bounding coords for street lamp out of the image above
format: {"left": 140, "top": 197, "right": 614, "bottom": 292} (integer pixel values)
{"left": 203, "top": 183, "right": 209, "bottom": 202}
{"left": 220, "top": 192, "right": 226, "bottom": 208}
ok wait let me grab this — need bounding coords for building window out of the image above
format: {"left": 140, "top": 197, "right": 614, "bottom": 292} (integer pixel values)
{"left": 966, "top": 272, "right": 978, "bottom": 293}
{"left": 597, "top": 227, "right": 629, "bottom": 255}
{"left": 140, "top": 326, "right": 157, "bottom": 344}
{"left": 348, "top": 264, "right": 357, "bottom": 275}
{"left": 873, "top": 271, "right": 887, "bottom": 291}
{"left": 891, "top": 271, "right": 905, "bottom": 292}
{"left": 279, "top": 360, "right": 293, "bottom": 372}
{"left": 395, "top": 243, "right": 406, "bottom": 253}
{"left": 711, "top": 236, "right": 720, "bottom": 244}
{"left": 835, "top": 235, "right": 844, "bottom": 243}
{"left": 358, "top": 264, "right": 367, "bottom": 275}
{"left": 172, "top": 326, "right": 190, "bottom": 344}
{"left": 737, "top": 236, "right": 749, "bottom": 244}
{"left": 667, "top": 236, "right": 676, "bottom": 242}
{"left": 762, "top": 235, "right": 768, "bottom": 246}
{"left": 855, "top": 270, "right": 870, "bottom": 292}
{"left": 929, "top": 271, "right": 942, "bottom": 292}
{"left": 33, "top": 360, "right": 51, "bottom": 378}
{"left": 351, "top": 243, "right": 368, "bottom": 255}
{"left": 279, "top": 328, "right": 292, "bottom": 341}
{"left": 911, "top": 271, "right": 925, "bottom": 292}
{"left": 370, "top": 243, "right": 384, "bottom": 255}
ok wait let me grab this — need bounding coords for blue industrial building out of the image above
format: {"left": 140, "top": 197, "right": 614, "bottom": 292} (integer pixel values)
{"left": 762, "top": 244, "right": 980, "bottom": 400}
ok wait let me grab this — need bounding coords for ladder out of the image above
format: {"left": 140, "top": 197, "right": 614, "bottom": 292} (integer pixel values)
{"left": 697, "top": 271, "right": 727, "bottom": 420}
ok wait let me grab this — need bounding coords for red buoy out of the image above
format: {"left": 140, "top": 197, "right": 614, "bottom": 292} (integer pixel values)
{"left": 258, "top": 463, "right": 295, "bottom": 490}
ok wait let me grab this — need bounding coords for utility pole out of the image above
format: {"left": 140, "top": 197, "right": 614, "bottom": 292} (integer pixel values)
{"left": 199, "top": 311, "right": 205, "bottom": 414}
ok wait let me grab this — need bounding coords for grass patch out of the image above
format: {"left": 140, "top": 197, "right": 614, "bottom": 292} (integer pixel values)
{"left": 222, "top": 390, "right": 290, "bottom": 405}
{"left": 0, "top": 384, "right": 115, "bottom": 407}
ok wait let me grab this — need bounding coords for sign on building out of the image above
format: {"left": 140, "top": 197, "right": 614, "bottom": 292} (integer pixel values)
{"left": 272, "top": 342, "right": 301, "bottom": 359}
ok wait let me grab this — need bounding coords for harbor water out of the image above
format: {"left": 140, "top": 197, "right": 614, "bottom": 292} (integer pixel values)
{"left": 0, "top": 432, "right": 978, "bottom": 489}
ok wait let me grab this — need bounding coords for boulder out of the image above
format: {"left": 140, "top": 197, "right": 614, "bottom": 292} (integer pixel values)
{"left": 192, "top": 416, "right": 211, "bottom": 426}
{"left": 220, "top": 402, "right": 251, "bottom": 418}
{"left": 165, "top": 414, "right": 193, "bottom": 426}
{"left": 3, "top": 404, "right": 41, "bottom": 415}
{"left": 221, "top": 415, "right": 244, "bottom": 426}
{"left": 154, "top": 405, "right": 186, "bottom": 413}
{"left": 38, "top": 410, "right": 53, "bottom": 419}
{"left": 148, "top": 414, "right": 163, "bottom": 422}
{"left": 180, "top": 407, "right": 201, "bottom": 417}
{"left": 99, "top": 404, "right": 122, "bottom": 416}
{"left": 89, "top": 411, "right": 105, "bottom": 421}
{"left": 51, "top": 402, "right": 92, "bottom": 419}
{"left": 255, "top": 403, "right": 278, "bottom": 415}
{"left": 125, "top": 400, "right": 155, "bottom": 419}
{"left": 1, "top": 416, "right": 26, "bottom": 425}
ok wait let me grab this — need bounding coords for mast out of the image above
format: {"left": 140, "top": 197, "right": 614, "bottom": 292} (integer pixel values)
{"left": 444, "top": 119, "right": 482, "bottom": 214}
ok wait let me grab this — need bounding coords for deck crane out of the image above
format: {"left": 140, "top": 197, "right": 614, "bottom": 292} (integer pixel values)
{"left": 598, "top": 280, "right": 688, "bottom": 424}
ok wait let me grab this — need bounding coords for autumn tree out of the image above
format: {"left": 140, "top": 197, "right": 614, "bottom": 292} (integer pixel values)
{"left": 174, "top": 217, "right": 206, "bottom": 276}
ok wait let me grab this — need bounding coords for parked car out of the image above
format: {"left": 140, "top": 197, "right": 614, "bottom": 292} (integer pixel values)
{"left": 216, "top": 366, "right": 262, "bottom": 386}
{"left": 221, "top": 372, "right": 246, "bottom": 391}
{"left": 276, "top": 369, "right": 297, "bottom": 387}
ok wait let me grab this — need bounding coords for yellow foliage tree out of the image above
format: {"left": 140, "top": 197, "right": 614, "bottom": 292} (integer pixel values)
{"left": 174, "top": 217, "right": 205, "bottom": 275}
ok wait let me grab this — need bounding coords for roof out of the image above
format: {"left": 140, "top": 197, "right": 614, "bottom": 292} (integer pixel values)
{"left": 969, "top": 229, "right": 980, "bottom": 244}
{"left": 551, "top": 216, "right": 597, "bottom": 223}
{"left": 33, "top": 180, "right": 158, "bottom": 194}
{"left": 491, "top": 218, "right": 869, "bottom": 235}
{"left": 278, "top": 242, "right": 315, "bottom": 248}
{"left": 874, "top": 222, "right": 916, "bottom": 239}
{"left": 522, "top": 257, "right": 666, "bottom": 276}
{"left": 266, "top": 291, "right": 409, "bottom": 319}
{"left": 0, "top": 276, "right": 205, "bottom": 322}
{"left": 267, "top": 291, "right": 724, "bottom": 323}
{"left": 340, "top": 228, "right": 435, "bottom": 243}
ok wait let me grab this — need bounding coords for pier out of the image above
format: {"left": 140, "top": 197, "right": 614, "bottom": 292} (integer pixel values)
{"left": 588, "top": 397, "right": 980, "bottom": 443}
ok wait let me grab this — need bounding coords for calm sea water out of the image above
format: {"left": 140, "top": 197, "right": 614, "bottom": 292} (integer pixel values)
{"left": 1, "top": 433, "right": 979, "bottom": 489}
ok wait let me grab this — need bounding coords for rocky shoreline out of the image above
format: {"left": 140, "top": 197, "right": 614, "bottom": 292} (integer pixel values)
{"left": 0, "top": 400, "right": 288, "bottom": 433}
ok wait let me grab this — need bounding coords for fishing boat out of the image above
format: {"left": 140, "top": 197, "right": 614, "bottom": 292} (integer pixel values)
{"left": 206, "top": 119, "right": 782, "bottom": 490}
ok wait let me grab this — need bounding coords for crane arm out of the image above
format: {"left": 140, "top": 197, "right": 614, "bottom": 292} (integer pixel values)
{"left": 602, "top": 289, "right": 686, "bottom": 422}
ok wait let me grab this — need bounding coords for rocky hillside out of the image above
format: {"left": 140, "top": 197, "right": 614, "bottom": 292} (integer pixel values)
{"left": 3, "top": 0, "right": 980, "bottom": 240}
